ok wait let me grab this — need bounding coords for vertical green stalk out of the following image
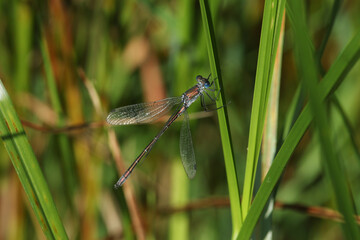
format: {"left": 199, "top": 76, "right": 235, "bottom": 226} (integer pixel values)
{"left": 199, "top": 0, "right": 242, "bottom": 238}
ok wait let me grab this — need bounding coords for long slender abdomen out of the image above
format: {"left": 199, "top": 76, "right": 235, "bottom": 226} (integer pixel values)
{"left": 114, "top": 105, "right": 187, "bottom": 188}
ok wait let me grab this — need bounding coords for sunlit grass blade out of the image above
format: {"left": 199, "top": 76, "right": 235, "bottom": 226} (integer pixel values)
{"left": 241, "top": 0, "right": 286, "bottom": 218}
{"left": 0, "top": 80, "right": 68, "bottom": 239}
{"left": 290, "top": 1, "right": 360, "bottom": 238}
{"left": 199, "top": 0, "right": 242, "bottom": 237}
{"left": 238, "top": 26, "right": 360, "bottom": 240}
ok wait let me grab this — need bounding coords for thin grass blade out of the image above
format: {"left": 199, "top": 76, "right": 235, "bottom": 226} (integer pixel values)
{"left": 199, "top": 0, "right": 242, "bottom": 237}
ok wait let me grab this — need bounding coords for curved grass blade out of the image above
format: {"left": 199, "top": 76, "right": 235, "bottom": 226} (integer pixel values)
{"left": 238, "top": 27, "right": 360, "bottom": 240}
{"left": 199, "top": 0, "right": 241, "bottom": 238}
{"left": 0, "top": 80, "right": 68, "bottom": 239}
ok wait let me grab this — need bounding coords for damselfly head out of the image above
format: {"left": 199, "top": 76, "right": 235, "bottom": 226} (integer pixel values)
{"left": 196, "top": 75, "right": 211, "bottom": 88}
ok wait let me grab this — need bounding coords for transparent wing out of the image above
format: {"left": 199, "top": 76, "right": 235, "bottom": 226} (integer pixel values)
{"left": 179, "top": 110, "right": 196, "bottom": 179}
{"left": 107, "top": 97, "right": 183, "bottom": 125}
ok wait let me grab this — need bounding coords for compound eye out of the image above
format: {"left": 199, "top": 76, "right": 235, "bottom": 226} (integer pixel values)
{"left": 196, "top": 75, "right": 202, "bottom": 82}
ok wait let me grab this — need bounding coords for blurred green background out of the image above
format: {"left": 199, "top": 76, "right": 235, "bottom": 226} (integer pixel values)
{"left": 0, "top": 0, "right": 360, "bottom": 239}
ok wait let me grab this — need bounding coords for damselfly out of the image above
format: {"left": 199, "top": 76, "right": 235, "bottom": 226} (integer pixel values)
{"left": 107, "top": 74, "right": 220, "bottom": 188}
